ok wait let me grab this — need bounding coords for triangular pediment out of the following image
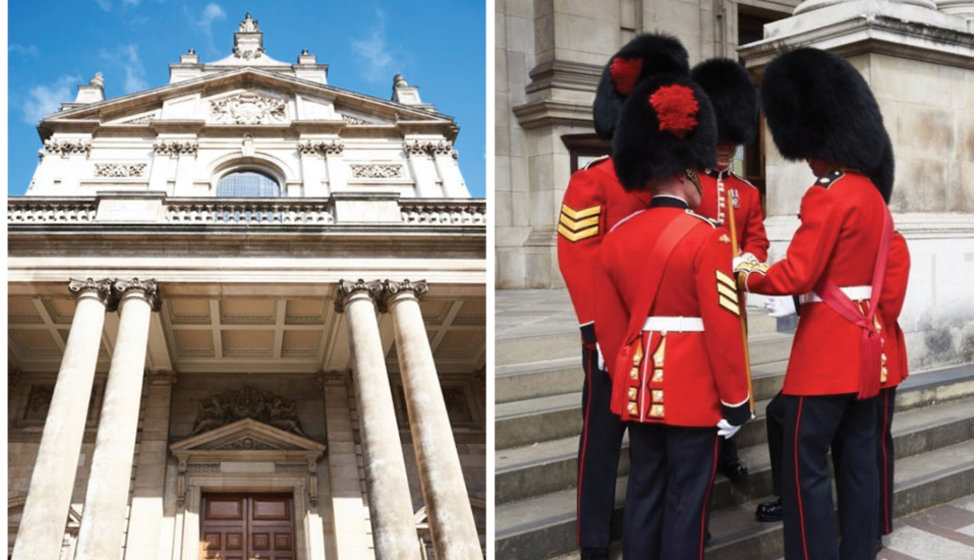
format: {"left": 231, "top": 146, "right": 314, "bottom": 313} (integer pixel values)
{"left": 42, "top": 68, "right": 450, "bottom": 134}
{"left": 170, "top": 418, "right": 325, "bottom": 455}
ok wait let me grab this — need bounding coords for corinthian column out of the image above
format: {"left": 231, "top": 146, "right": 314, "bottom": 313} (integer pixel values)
{"left": 12, "top": 279, "right": 112, "bottom": 560}
{"left": 336, "top": 280, "right": 421, "bottom": 560}
{"left": 383, "top": 280, "right": 482, "bottom": 559}
{"left": 76, "top": 279, "right": 160, "bottom": 560}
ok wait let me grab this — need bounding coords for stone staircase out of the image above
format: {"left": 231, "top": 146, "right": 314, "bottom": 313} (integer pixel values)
{"left": 494, "top": 290, "right": 974, "bottom": 560}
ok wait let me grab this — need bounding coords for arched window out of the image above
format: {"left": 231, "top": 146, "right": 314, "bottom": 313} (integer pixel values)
{"left": 216, "top": 170, "right": 281, "bottom": 197}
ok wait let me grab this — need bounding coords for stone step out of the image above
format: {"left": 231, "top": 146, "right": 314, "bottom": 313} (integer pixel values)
{"left": 497, "top": 439, "right": 974, "bottom": 560}
{"left": 496, "top": 395, "right": 973, "bottom": 506}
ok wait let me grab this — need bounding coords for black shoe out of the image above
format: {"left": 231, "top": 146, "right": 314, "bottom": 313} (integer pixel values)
{"left": 581, "top": 547, "right": 610, "bottom": 560}
{"left": 876, "top": 536, "right": 883, "bottom": 552}
{"left": 720, "top": 460, "right": 749, "bottom": 482}
{"left": 755, "top": 498, "right": 783, "bottom": 522}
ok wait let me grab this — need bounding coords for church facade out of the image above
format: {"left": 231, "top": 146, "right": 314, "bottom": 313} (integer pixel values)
{"left": 8, "top": 14, "right": 486, "bottom": 560}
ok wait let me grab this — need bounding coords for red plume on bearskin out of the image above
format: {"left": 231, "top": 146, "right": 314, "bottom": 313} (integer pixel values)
{"left": 612, "top": 76, "right": 717, "bottom": 191}
{"left": 610, "top": 57, "right": 643, "bottom": 95}
{"left": 649, "top": 85, "right": 699, "bottom": 138}
{"left": 593, "top": 34, "right": 689, "bottom": 139}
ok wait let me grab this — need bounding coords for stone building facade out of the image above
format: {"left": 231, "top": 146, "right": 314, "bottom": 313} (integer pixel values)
{"left": 496, "top": 0, "right": 973, "bottom": 370}
{"left": 8, "top": 15, "right": 485, "bottom": 560}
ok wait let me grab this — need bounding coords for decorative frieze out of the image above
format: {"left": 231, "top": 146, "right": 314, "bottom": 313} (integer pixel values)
{"left": 349, "top": 163, "right": 404, "bottom": 179}
{"left": 153, "top": 140, "right": 198, "bottom": 157}
{"left": 94, "top": 163, "right": 147, "bottom": 178}
{"left": 297, "top": 139, "right": 344, "bottom": 156}
{"left": 341, "top": 114, "right": 368, "bottom": 125}
{"left": 122, "top": 114, "right": 155, "bottom": 125}
{"left": 233, "top": 44, "right": 265, "bottom": 59}
{"left": 190, "top": 386, "right": 306, "bottom": 436}
{"left": 43, "top": 139, "right": 91, "bottom": 159}
{"left": 210, "top": 93, "right": 287, "bottom": 125}
{"left": 400, "top": 201, "right": 487, "bottom": 225}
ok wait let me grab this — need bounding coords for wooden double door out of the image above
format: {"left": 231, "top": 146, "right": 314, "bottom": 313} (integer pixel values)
{"left": 200, "top": 493, "right": 296, "bottom": 560}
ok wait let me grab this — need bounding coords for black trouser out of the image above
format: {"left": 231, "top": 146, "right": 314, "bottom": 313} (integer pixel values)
{"left": 783, "top": 394, "right": 877, "bottom": 560}
{"left": 577, "top": 324, "right": 627, "bottom": 549}
{"left": 874, "top": 387, "right": 897, "bottom": 536}
{"left": 622, "top": 423, "right": 718, "bottom": 560}
{"left": 765, "top": 392, "right": 792, "bottom": 498}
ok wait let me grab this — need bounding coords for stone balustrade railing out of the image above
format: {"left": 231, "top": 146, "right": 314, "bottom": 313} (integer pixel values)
{"left": 7, "top": 199, "right": 99, "bottom": 223}
{"left": 8, "top": 197, "right": 486, "bottom": 227}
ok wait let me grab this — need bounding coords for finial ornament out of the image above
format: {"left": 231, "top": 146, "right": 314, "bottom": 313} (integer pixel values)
{"left": 240, "top": 12, "right": 259, "bottom": 32}
{"left": 89, "top": 73, "right": 104, "bottom": 87}
{"left": 393, "top": 73, "right": 408, "bottom": 88}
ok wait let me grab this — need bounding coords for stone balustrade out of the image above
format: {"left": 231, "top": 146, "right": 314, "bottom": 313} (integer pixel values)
{"left": 8, "top": 197, "right": 486, "bottom": 227}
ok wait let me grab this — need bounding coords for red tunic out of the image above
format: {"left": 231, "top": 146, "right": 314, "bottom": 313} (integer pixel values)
{"left": 557, "top": 157, "right": 652, "bottom": 326}
{"left": 694, "top": 169, "right": 769, "bottom": 261}
{"left": 595, "top": 199, "right": 751, "bottom": 427}
{"left": 881, "top": 232, "right": 911, "bottom": 389}
{"left": 745, "top": 170, "right": 894, "bottom": 396}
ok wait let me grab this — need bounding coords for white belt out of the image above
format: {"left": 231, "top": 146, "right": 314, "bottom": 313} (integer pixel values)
{"left": 642, "top": 316, "right": 705, "bottom": 332}
{"left": 799, "top": 285, "right": 872, "bottom": 305}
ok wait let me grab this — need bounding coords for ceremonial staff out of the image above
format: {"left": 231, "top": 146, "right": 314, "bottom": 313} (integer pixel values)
{"left": 727, "top": 189, "right": 755, "bottom": 411}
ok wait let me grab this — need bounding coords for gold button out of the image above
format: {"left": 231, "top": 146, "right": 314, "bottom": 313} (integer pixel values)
{"left": 630, "top": 367, "right": 639, "bottom": 381}
{"left": 627, "top": 387, "right": 638, "bottom": 400}
{"left": 628, "top": 402, "right": 640, "bottom": 417}
{"left": 652, "top": 370, "right": 663, "bottom": 382}
{"left": 648, "top": 404, "right": 664, "bottom": 418}
{"left": 652, "top": 390, "right": 664, "bottom": 403}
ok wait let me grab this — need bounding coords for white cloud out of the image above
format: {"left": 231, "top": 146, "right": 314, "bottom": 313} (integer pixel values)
{"left": 196, "top": 3, "right": 226, "bottom": 36}
{"left": 94, "top": 0, "right": 112, "bottom": 11}
{"left": 351, "top": 9, "right": 396, "bottom": 83}
{"left": 100, "top": 44, "right": 148, "bottom": 93}
{"left": 9, "top": 44, "right": 39, "bottom": 58}
{"left": 22, "top": 75, "right": 82, "bottom": 124}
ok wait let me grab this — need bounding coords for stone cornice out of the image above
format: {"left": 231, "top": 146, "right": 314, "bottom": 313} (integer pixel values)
{"left": 513, "top": 99, "right": 594, "bottom": 130}
{"left": 524, "top": 59, "right": 603, "bottom": 95}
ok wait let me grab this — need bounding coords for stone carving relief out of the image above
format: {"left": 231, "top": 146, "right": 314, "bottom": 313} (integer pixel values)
{"left": 123, "top": 114, "right": 156, "bottom": 125}
{"left": 404, "top": 139, "right": 457, "bottom": 159}
{"left": 210, "top": 93, "right": 287, "bottom": 125}
{"left": 341, "top": 114, "right": 368, "bottom": 125}
{"left": 233, "top": 44, "right": 266, "bottom": 60}
{"left": 349, "top": 163, "right": 404, "bottom": 179}
{"left": 94, "top": 163, "right": 147, "bottom": 178}
{"left": 43, "top": 139, "right": 91, "bottom": 159}
{"left": 297, "top": 139, "right": 344, "bottom": 156}
{"left": 190, "top": 386, "right": 305, "bottom": 436}
{"left": 153, "top": 141, "right": 198, "bottom": 158}
{"left": 239, "top": 12, "right": 259, "bottom": 32}
{"left": 214, "top": 437, "right": 280, "bottom": 450}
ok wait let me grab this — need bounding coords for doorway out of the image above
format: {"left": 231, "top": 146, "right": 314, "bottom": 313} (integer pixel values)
{"left": 200, "top": 493, "right": 295, "bottom": 560}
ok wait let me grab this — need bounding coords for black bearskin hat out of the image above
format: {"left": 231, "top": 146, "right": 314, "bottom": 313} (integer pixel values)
{"left": 612, "top": 75, "right": 717, "bottom": 191}
{"left": 593, "top": 34, "right": 690, "bottom": 139}
{"left": 760, "top": 48, "right": 890, "bottom": 199}
{"left": 867, "top": 132, "right": 894, "bottom": 203}
{"left": 692, "top": 58, "right": 757, "bottom": 146}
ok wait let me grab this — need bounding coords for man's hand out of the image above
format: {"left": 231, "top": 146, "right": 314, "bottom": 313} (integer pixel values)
{"left": 716, "top": 418, "right": 742, "bottom": 439}
{"left": 765, "top": 296, "right": 796, "bottom": 318}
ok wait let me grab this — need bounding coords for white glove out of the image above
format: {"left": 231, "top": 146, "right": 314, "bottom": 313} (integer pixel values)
{"left": 596, "top": 342, "right": 606, "bottom": 372}
{"left": 732, "top": 255, "right": 749, "bottom": 272}
{"left": 716, "top": 418, "right": 742, "bottom": 439}
{"left": 764, "top": 296, "right": 796, "bottom": 318}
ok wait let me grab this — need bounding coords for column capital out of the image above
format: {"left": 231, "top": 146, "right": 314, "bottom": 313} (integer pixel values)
{"left": 68, "top": 278, "right": 114, "bottom": 305}
{"left": 113, "top": 278, "right": 161, "bottom": 310}
{"left": 382, "top": 279, "right": 428, "bottom": 301}
{"left": 334, "top": 279, "right": 384, "bottom": 313}
{"left": 146, "top": 370, "right": 177, "bottom": 386}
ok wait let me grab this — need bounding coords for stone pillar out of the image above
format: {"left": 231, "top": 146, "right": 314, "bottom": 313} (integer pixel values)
{"left": 335, "top": 280, "right": 421, "bottom": 560}
{"left": 123, "top": 370, "right": 176, "bottom": 560}
{"left": 76, "top": 279, "right": 160, "bottom": 560}
{"left": 383, "top": 280, "right": 482, "bottom": 559}
{"left": 12, "top": 279, "right": 112, "bottom": 560}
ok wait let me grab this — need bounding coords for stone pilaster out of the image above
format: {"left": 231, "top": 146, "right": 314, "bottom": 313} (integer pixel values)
{"left": 12, "top": 279, "right": 113, "bottom": 560}
{"left": 336, "top": 280, "right": 421, "bottom": 560}
{"left": 383, "top": 280, "right": 482, "bottom": 559}
{"left": 123, "top": 370, "right": 176, "bottom": 560}
{"left": 76, "top": 279, "right": 160, "bottom": 560}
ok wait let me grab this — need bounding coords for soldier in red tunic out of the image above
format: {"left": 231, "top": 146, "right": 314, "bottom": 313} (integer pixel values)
{"left": 736, "top": 48, "right": 899, "bottom": 560}
{"left": 690, "top": 57, "right": 768, "bottom": 483}
{"left": 555, "top": 34, "right": 690, "bottom": 560}
{"left": 594, "top": 73, "right": 751, "bottom": 560}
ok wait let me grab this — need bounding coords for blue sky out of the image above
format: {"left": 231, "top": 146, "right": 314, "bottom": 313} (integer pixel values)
{"left": 8, "top": 1, "right": 486, "bottom": 197}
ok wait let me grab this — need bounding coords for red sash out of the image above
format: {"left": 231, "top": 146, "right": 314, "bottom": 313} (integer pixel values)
{"left": 814, "top": 203, "right": 894, "bottom": 400}
{"left": 610, "top": 214, "right": 700, "bottom": 416}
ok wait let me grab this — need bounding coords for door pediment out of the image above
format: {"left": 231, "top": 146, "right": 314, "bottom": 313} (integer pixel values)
{"left": 170, "top": 417, "right": 325, "bottom": 456}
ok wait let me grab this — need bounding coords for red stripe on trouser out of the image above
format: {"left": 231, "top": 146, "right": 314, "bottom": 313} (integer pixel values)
{"left": 698, "top": 437, "right": 719, "bottom": 559}
{"left": 881, "top": 394, "right": 890, "bottom": 534}
{"left": 576, "top": 352, "right": 593, "bottom": 545}
{"left": 794, "top": 397, "right": 809, "bottom": 560}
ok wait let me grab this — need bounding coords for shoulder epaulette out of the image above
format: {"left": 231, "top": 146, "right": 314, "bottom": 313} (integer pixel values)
{"left": 815, "top": 169, "right": 844, "bottom": 188}
{"left": 685, "top": 209, "right": 719, "bottom": 227}
{"left": 583, "top": 155, "right": 610, "bottom": 169}
{"left": 731, "top": 172, "right": 759, "bottom": 189}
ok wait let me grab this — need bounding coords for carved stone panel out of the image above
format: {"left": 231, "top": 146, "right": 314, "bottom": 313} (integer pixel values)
{"left": 210, "top": 93, "right": 287, "bottom": 125}
{"left": 94, "top": 163, "right": 147, "bottom": 178}
{"left": 191, "top": 386, "right": 305, "bottom": 436}
{"left": 349, "top": 163, "right": 404, "bottom": 179}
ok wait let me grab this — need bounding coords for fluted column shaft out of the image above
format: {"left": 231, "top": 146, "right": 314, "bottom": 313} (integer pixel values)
{"left": 337, "top": 280, "right": 421, "bottom": 560}
{"left": 385, "top": 280, "right": 482, "bottom": 559}
{"left": 12, "top": 279, "right": 112, "bottom": 560}
{"left": 76, "top": 279, "right": 159, "bottom": 560}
